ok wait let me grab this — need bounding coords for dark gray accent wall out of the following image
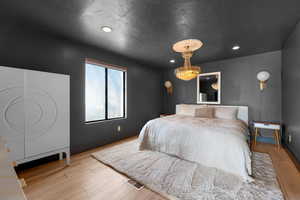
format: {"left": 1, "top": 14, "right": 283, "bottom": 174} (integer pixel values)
{"left": 282, "top": 21, "right": 300, "bottom": 161}
{"left": 0, "top": 26, "right": 163, "bottom": 154}
{"left": 163, "top": 51, "right": 282, "bottom": 125}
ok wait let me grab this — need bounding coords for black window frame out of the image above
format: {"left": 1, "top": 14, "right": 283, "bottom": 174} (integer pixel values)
{"left": 85, "top": 58, "right": 127, "bottom": 123}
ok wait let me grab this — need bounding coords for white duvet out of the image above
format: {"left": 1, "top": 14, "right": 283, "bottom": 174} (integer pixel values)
{"left": 138, "top": 115, "right": 253, "bottom": 182}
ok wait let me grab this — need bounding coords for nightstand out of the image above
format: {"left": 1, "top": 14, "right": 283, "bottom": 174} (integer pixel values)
{"left": 253, "top": 121, "right": 281, "bottom": 149}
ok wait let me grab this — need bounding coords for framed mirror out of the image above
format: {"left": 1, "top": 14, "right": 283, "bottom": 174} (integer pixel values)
{"left": 197, "top": 72, "right": 221, "bottom": 104}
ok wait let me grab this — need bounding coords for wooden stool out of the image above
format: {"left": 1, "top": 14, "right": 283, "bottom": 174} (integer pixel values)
{"left": 253, "top": 121, "right": 281, "bottom": 149}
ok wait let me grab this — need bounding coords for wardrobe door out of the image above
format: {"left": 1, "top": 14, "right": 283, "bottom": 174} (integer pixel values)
{"left": 0, "top": 66, "right": 25, "bottom": 161}
{"left": 24, "top": 70, "right": 69, "bottom": 157}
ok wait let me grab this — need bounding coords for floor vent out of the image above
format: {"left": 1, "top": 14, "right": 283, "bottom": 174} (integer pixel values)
{"left": 127, "top": 179, "right": 144, "bottom": 190}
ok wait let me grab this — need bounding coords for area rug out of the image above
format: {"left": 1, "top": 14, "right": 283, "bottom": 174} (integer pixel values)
{"left": 92, "top": 140, "right": 283, "bottom": 200}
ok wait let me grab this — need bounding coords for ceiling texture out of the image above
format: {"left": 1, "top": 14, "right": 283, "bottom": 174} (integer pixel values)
{"left": 1, "top": 0, "right": 300, "bottom": 68}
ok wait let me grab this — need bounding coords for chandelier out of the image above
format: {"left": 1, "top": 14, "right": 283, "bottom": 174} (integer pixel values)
{"left": 173, "top": 39, "right": 203, "bottom": 81}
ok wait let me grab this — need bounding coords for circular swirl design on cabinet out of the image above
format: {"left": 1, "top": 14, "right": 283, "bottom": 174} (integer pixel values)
{"left": 1, "top": 86, "right": 58, "bottom": 139}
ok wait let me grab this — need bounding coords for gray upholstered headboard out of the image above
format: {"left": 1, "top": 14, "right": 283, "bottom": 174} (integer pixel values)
{"left": 176, "top": 104, "right": 249, "bottom": 125}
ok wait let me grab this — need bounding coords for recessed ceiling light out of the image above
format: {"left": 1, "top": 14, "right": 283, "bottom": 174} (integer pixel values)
{"left": 169, "top": 59, "right": 175, "bottom": 63}
{"left": 101, "top": 26, "right": 112, "bottom": 33}
{"left": 232, "top": 45, "right": 240, "bottom": 50}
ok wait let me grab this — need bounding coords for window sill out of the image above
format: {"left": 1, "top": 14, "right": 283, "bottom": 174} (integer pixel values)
{"left": 84, "top": 117, "right": 127, "bottom": 125}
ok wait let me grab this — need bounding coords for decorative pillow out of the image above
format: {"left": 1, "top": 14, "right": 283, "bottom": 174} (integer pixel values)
{"left": 214, "top": 107, "right": 238, "bottom": 120}
{"left": 195, "top": 107, "right": 214, "bottom": 118}
{"left": 176, "top": 105, "right": 207, "bottom": 116}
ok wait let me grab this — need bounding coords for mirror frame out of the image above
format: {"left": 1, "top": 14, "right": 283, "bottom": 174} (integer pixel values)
{"left": 197, "top": 72, "right": 221, "bottom": 104}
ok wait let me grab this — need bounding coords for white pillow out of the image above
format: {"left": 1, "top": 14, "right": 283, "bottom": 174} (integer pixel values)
{"left": 195, "top": 107, "right": 214, "bottom": 118}
{"left": 214, "top": 107, "right": 238, "bottom": 120}
{"left": 176, "top": 105, "right": 207, "bottom": 116}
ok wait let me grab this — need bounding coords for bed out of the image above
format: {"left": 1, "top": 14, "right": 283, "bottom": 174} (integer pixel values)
{"left": 138, "top": 104, "right": 252, "bottom": 182}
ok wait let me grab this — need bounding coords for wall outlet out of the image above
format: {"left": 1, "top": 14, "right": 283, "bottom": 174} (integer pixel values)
{"left": 117, "top": 125, "right": 121, "bottom": 132}
{"left": 288, "top": 134, "right": 292, "bottom": 143}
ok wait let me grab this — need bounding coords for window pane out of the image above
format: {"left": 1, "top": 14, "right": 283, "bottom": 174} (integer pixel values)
{"left": 85, "top": 63, "right": 105, "bottom": 121}
{"left": 108, "top": 69, "right": 124, "bottom": 118}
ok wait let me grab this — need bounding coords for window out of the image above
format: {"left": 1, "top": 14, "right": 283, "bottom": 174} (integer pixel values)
{"left": 85, "top": 59, "right": 126, "bottom": 122}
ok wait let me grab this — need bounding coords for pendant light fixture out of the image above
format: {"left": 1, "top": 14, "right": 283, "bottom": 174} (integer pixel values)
{"left": 173, "top": 39, "right": 202, "bottom": 81}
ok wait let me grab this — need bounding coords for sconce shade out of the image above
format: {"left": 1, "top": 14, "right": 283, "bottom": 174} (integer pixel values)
{"left": 257, "top": 71, "right": 270, "bottom": 90}
{"left": 164, "top": 81, "right": 172, "bottom": 88}
{"left": 164, "top": 81, "right": 173, "bottom": 95}
{"left": 257, "top": 71, "right": 270, "bottom": 81}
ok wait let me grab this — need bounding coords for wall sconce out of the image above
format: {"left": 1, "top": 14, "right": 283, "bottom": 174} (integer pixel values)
{"left": 164, "top": 81, "right": 173, "bottom": 95}
{"left": 257, "top": 71, "right": 270, "bottom": 91}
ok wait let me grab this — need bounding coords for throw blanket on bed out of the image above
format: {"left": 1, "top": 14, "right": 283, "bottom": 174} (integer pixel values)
{"left": 138, "top": 115, "right": 253, "bottom": 182}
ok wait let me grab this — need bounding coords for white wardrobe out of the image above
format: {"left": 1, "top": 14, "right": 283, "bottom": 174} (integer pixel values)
{"left": 0, "top": 66, "right": 70, "bottom": 165}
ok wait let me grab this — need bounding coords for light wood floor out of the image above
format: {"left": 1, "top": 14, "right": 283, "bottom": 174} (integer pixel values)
{"left": 17, "top": 137, "right": 300, "bottom": 200}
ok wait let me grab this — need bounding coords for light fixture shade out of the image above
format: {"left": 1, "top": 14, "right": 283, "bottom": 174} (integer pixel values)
{"left": 164, "top": 80, "right": 173, "bottom": 95}
{"left": 174, "top": 66, "right": 201, "bottom": 81}
{"left": 257, "top": 71, "right": 270, "bottom": 81}
{"left": 164, "top": 81, "right": 172, "bottom": 88}
{"left": 211, "top": 82, "right": 218, "bottom": 90}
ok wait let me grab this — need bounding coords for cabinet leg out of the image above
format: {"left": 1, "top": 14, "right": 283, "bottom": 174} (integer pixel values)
{"left": 65, "top": 151, "right": 70, "bottom": 166}
{"left": 59, "top": 152, "right": 63, "bottom": 160}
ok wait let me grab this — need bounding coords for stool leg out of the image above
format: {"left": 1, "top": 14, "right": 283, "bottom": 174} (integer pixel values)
{"left": 254, "top": 128, "right": 258, "bottom": 146}
{"left": 276, "top": 130, "right": 281, "bottom": 149}
{"left": 278, "top": 130, "right": 281, "bottom": 145}
{"left": 273, "top": 130, "right": 277, "bottom": 147}
{"left": 274, "top": 130, "right": 279, "bottom": 149}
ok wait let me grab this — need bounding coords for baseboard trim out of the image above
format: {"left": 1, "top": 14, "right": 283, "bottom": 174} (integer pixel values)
{"left": 284, "top": 145, "right": 300, "bottom": 172}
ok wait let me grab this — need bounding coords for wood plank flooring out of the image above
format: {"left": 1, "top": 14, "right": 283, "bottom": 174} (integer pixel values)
{"left": 252, "top": 142, "right": 300, "bottom": 200}
{"left": 17, "top": 137, "right": 300, "bottom": 200}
